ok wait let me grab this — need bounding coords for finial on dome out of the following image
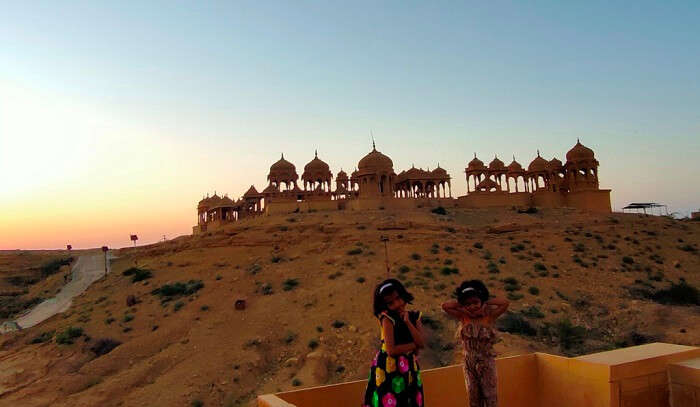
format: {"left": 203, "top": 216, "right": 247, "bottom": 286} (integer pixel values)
{"left": 513, "top": 154, "right": 516, "bottom": 161}
{"left": 537, "top": 149, "right": 541, "bottom": 157}
{"left": 577, "top": 138, "right": 580, "bottom": 144}
{"left": 281, "top": 153, "right": 284, "bottom": 160}
{"left": 314, "top": 149, "right": 318, "bottom": 158}
{"left": 474, "top": 152, "right": 477, "bottom": 159}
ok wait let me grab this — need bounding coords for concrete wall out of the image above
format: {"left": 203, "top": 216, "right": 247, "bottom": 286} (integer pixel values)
{"left": 264, "top": 354, "right": 538, "bottom": 407}
{"left": 576, "top": 343, "right": 700, "bottom": 407}
{"left": 668, "top": 358, "right": 700, "bottom": 407}
{"left": 258, "top": 343, "right": 700, "bottom": 407}
{"left": 536, "top": 353, "right": 612, "bottom": 407}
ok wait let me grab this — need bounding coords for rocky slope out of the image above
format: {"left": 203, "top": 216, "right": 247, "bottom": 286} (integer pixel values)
{"left": 0, "top": 208, "right": 698, "bottom": 407}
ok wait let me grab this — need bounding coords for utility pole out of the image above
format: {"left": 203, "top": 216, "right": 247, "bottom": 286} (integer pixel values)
{"left": 101, "top": 246, "right": 108, "bottom": 276}
{"left": 380, "top": 235, "right": 390, "bottom": 277}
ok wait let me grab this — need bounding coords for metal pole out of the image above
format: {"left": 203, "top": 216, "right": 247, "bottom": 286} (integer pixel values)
{"left": 381, "top": 236, "right": 390, "bottom": 277}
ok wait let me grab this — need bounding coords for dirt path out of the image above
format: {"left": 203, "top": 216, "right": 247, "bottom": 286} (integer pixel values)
{"left": 12, "top": 252, "right": 113, "bottom": 330}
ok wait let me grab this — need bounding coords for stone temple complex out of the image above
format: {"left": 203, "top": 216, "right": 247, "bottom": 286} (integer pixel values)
{"left": 194, "top": 140, "right": 611, "bottom": 234}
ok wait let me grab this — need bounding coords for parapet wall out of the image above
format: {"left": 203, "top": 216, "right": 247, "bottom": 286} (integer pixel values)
{"left": 456, "top": 191, "right": 531, "bottom": 208}
{"left": 258, "top": 343, "right": 700, "bottom": 407}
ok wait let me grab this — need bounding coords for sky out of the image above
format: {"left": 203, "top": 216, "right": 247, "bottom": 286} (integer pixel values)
{"left": 1, "top": 1, "right": 699, "bottom": 249}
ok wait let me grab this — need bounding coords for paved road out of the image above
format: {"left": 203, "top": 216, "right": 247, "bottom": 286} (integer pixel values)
{"left": 11, "top": 252, "right": 113, "bottom": 330}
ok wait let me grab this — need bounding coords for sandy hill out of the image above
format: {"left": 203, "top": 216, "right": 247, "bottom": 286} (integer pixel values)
{"left": 0, "top": 208, "right": 698, "bottom": 407}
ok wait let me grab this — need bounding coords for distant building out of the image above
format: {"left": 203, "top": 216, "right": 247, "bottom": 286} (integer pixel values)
{"left": 193, "top": 140, "right": 611, "bottom": 234}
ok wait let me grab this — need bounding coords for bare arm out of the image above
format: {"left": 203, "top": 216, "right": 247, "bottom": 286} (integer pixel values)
{"left": 485, "top": 297, "right": 509, "bottom": 318}
{"left": 442, "top": 300, "right": 468, "bottom": 320}
{"left": 382, "top": 318, "right": 417, "bottom": 356}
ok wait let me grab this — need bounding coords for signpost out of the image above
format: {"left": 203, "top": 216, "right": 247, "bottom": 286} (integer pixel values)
{"left": 130, "top": 234, "right": 138, "bottom": 246}
{"left": 101, "top": 246, "right": 108, "bottom": 276}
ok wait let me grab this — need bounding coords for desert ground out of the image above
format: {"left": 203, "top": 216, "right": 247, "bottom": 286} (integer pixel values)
{"left": 0, "top": 207, "right": 698, "bottom": 407}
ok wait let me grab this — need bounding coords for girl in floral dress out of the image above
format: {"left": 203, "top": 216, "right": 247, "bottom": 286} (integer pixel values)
{"left": 363, "top": 278, "right": 425, "bottom": 407}
{"left": 442, "top": 280, "right": 509, "bottom": 407}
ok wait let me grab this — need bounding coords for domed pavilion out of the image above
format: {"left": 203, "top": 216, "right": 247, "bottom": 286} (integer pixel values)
{"left": 527, "top": 151, "right": 550, "bottom": 192}
{"left": 465, "top": 153, "right": 488, "bottom": 193}
{"left": 565, "top": 139, "right": 600, "bottom": 191}
{"left": 267, "top": 154, "right": 299, "bottom": 191}
{"left": 354, "top": 142, "right": 396, "bottom": 198}
{"left": 301, "top": 150, "right": 333, "bottom": 192}
{"left": 506, "top": 156, "right": 527, "bottom": 192}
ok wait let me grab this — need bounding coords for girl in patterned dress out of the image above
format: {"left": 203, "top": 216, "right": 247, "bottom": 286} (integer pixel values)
{"left": 363, "top": 278, "right": 425, "bottom": 407}
{"left": 442, "top": 280, "right": 509, "bottom": 407}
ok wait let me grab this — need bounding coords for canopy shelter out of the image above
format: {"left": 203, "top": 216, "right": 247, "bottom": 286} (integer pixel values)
{"left": 622, "top": 202, "right": 668, "bottom": 215}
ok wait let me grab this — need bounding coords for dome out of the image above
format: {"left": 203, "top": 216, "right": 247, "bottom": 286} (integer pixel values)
{"left": 208, "top": 193, "right": 223, "bottom": 207}
{"left": 475, "top": 178, "right": 501, "bottom": 191}
{"left": 303, "top": 151, "right": 331, "bottom": 173}
{"left": 219, "top": 196, "right": 235, "bottom": 207}
{"left": 302, "top": 150, "right": 332, "bottom": 181}
{"left": 268, "top": 154, "right": 298, "bottom": 181}
{"left": 336, "top": 169, "right": 348, "bottom": 180}
{"left": 488, "top": 155, "right": 506, "bottom": 171}
{"left": 243, "top": 185, "right": 260, "bottom": 198}
{"left": 404, "top": 165, "right": 424, "bottom": 178}
{"left": 566, "top": 140, "right": 595, "bottom": 163}
{"left": 270, "top": 154, "right": 296, "bottom": 171}
{"left": 432, "top": 164, "right": 448, "bottom": 177}
{"left": 528, "top": 151, "right": 549, "bottom": 173}
{"left": 467, "top": 154, "right": 486, "bottom": 171}
{"left": 358, "top": 145, "right": 394, "bottom": 172}
{"left": 197, "top": 195, "right": 211, "bottom": 210}
{"left": 548, "top": 157, "right": 563, "bottom": 172}
{"left": 507, "top": 156, "right": 524, "bottom": 173}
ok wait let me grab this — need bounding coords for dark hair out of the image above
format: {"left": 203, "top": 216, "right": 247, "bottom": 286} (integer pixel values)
{"left": 373, "top": 278, "right": 414, "bottom": 316}
{"left": 455, "top": 279, "right": 489, "bottom": 304}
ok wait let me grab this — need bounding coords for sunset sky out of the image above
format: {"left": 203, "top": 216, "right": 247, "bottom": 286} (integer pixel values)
{"left": 1, "top": 1, "right": 699, "bottom": 249}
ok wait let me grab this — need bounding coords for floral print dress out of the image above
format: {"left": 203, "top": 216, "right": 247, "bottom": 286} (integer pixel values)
{"left": 362, "top": 311, "right": 424, "bottom": 407}
{"left": 459, "top": 322, "right": 499, "bottom": 407}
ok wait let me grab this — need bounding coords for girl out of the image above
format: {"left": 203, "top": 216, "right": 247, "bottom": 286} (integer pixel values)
{"left": 442, "top": 280, "right": 509, "bottom": 407}
{"left": 363, "top": 278, "right": 425, "bottom": 407}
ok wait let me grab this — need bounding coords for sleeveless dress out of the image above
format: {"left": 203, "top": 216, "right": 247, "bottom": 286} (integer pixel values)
{"left": 362, "top": 311, "right": 424, "bottom": 407}
{"left": 459, "top": 322, "right": 499, "bottom": 407}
